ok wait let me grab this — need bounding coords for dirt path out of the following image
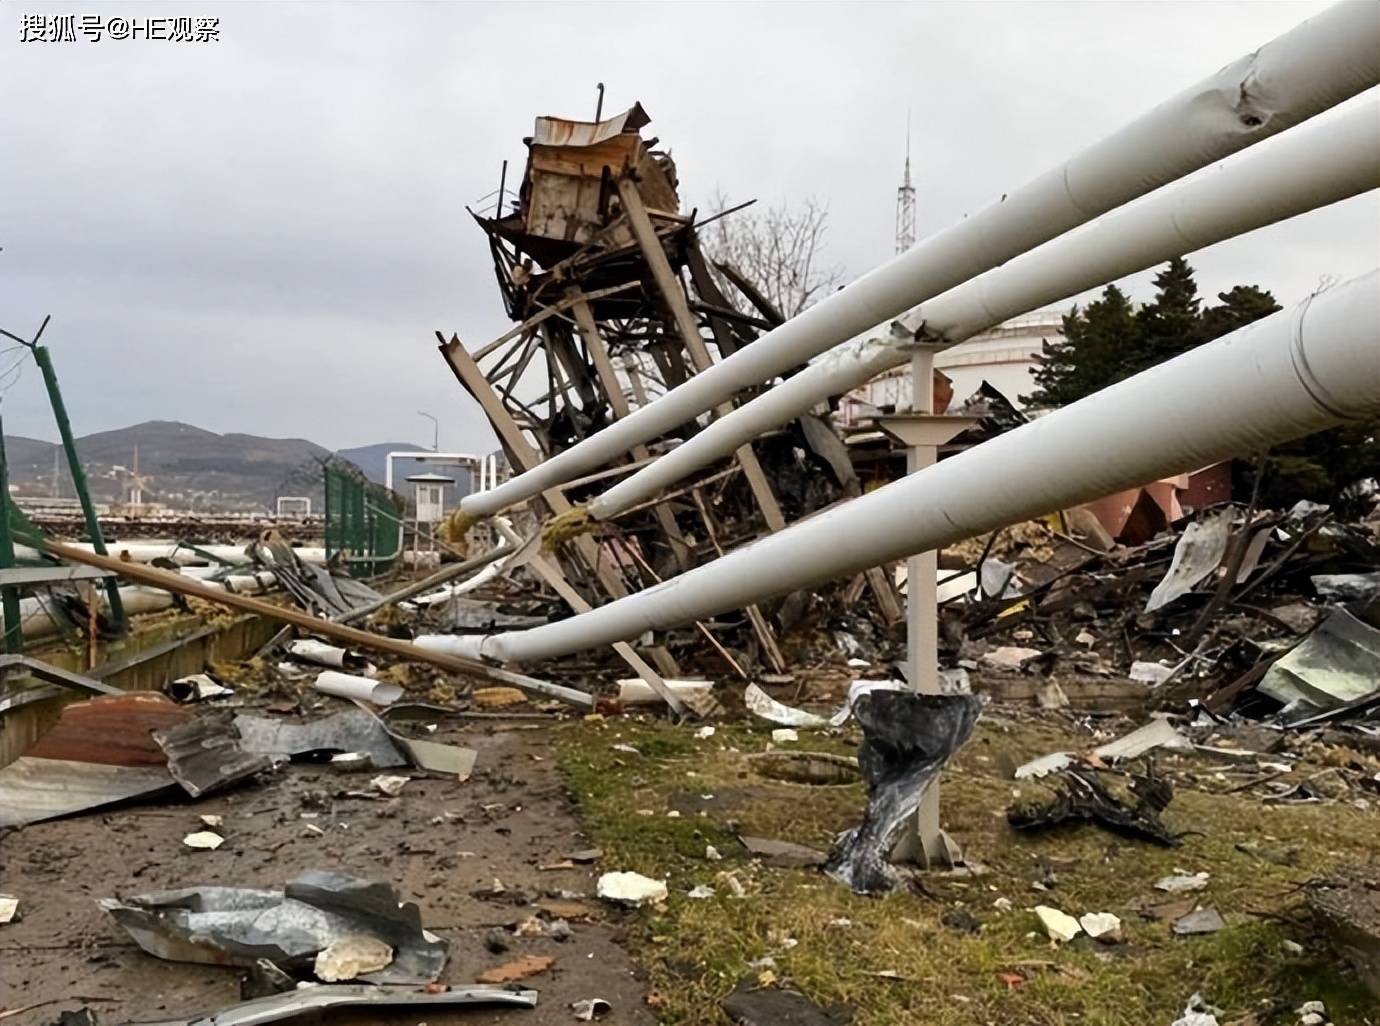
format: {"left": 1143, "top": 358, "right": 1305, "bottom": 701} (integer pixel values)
{"left": 0, "top": 719, "right": 657, "bottom": 1025}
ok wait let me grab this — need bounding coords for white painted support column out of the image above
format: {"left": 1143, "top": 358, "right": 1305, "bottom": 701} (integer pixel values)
{"left": 878, "top": 346, "right": 978, "bottom": 868}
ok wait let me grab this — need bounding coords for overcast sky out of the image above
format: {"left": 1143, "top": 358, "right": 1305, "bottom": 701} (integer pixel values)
{"left": 1, "top": 0, "right": 1375, "bottom": 452}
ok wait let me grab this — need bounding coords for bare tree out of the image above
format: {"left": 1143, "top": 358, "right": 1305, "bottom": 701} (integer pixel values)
{"left": 702, "top": 189, "right": 844, "bottom": 321}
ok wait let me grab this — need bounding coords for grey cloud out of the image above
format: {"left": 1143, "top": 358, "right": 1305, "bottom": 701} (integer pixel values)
{"left": 1, "top": 0, "right": 1373, "bottom": 451}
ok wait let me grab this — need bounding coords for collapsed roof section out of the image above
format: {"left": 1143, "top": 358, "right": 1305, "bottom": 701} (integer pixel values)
{"left": 473, "top": 103, "right": 683, "bottom": 322}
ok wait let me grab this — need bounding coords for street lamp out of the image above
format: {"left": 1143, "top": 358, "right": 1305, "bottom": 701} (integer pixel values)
{"left": 417, "top": 410, "right": 438, "bottom": 452}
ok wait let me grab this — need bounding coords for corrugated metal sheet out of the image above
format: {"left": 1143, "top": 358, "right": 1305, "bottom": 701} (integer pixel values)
{"left": 531, "top": 103, "right": 649, "bottom": 148}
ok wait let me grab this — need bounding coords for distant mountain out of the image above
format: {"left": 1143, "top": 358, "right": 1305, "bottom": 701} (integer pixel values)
{"left": 4, "top": 420, "right": 334, "bottom": 512}
{"left": 334, "top": 442, "right": 425, "bottom": 487}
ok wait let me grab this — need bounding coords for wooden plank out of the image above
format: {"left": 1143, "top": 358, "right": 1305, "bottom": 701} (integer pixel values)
{"left": 617, "top": 177, "right": 789, "bottom": 535}
{"left": 438, "top": 332, "right": 685, "bottom": 702}
{"left": 570, "top": 293, "right": 692, "bottom": 572}
{"left": 471, "top": 281, "right": 639, "bottom": 361}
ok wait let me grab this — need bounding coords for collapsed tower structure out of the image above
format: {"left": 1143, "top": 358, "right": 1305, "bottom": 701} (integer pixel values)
{"left": 437, "top": 103, "right": 903, "bottom": 692}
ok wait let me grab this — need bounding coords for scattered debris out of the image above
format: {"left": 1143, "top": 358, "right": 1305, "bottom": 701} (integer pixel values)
{"left": 738, "top": 836, "right": 828, "bottom": 869}
{"left": 1035, "top": 905, "right": 1082, "bottom": 943}
{"left": 0, "top": 693, "right": 187, "bottom": 828}
{"left": 1145, "top": 508, "right": 1235, "bottom": 613}
{"left": 1079, "top": 911, "right": 1124, "bottom": 943}
{"left": 744, "top": 683, "right": 829, "bottom": 728}
{"left": 234, "top": 708, "right": 409, "bottom": 770}
{"left": 721, "top": 976, "right": 854, "bottom": 1025}
{"left": 166, "top": 672, "right": 235, "bottom": 703}
{"left": 154, "top": 713, "right": 274, "bottom": 799}
{"left": 181, "top": 830, "right": 224, "bottom": 851}
{"left": 596, "top": 871, "right": 668, "bottom": 907}
{"left": 571, "top": 997, "right": 612, "bottom": 1020}
{"left": 313, "top": 935, "right": 394, "bottom": 981}
{"left": 1172, "top": 906, "right": 1225, "bottom": 936}
{"left": 1156, "top": 872, "right": 1211, "bottom": 893}
{"left": 1258, "top": 609, "right": 1380, "bottom": 713}
{"left": 101, "top": 870, "right": 447, "bottom": 984}
{"left": 618, "top": 678, "right": 714, "bottom": 706}
{"left": 371, "top": 774, "right": 410, "bottom": 797}
{"left": 1170, "top": 993, "right": 1221, "bottom": 1026}
{"left": 1307, "top": 866, "right": 1380, "bottom": 998}
{"left": 476, "top": 953, "right": 554, "bottom": 983}
{"left": 982, "top": 646, "right": 1045, "bottom": 671}
{"left": 122, "top": 983, "right": 539, "bottom": 1023}
{"left": 313, "top": 669, "right": 402, "bottom": 706}
{"left": 1008, "top": 768, "right": 1178, "bottom": 846}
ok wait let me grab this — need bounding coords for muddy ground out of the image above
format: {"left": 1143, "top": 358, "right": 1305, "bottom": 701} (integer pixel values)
{"left": 0, "top": 718, "right": 657, "bottom": 1025}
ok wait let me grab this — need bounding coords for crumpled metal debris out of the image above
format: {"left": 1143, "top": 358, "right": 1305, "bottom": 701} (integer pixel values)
{"left": 744, "top": 683, "right": 828, "bottom": 728}
{"left": 118, "top": 984, "right": 539, "bottom": 1026}
{"left": 1145, "top": 508, "right": 1234, "bottom": 613}
{"left": 825, "top": 691, "right": 982, "bottom": 894}
{"left": 233, "top": 708, "right": 408, "bottom": 770}
{"left": 100, "top": 870, "right": 447, "bottom": 984}
{"left": 1007, "top": 768, "right": 1179, "bottom": 847}
{"left": 1259, "top": 609, "right": 1380, "bottom": 713}
{"left": 154, "top": 713, "right": 274, "bottom": 799}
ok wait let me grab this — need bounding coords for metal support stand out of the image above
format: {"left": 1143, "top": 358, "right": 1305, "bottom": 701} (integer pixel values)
{"left": 877, "top": 345, "right": 978, "bottom": 869}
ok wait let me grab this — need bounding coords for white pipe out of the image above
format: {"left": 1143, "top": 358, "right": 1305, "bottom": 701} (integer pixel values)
{"left": 461, "top": 0, "right": 1380, "bottom": 519}
{"left": 313, "top": 670, "right": 403, "bottom": 706}
{"left": 454, "top": 270, "right": 1380, "bottom": 664}
{"left": 586, "top": 94, "right": 1380, "bottom": 520}
{"left": 287, "top": 638, "right": 369, "bottom": 670}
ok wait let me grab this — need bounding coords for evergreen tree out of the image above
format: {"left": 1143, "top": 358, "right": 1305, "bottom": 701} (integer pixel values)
{"left": 1134, "top": 256, "right": 1202, "bottom": 369}
{"left": 1023, "top": 284, "right": 1137, "bottom": 408}
{"left": 1200, "top": 284, "right": 1281, "bottom": 341}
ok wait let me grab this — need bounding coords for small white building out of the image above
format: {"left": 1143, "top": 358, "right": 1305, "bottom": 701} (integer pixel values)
{"left": 841, "top": 308, "right": 1067, "bottom": 420}
{"left": 406, "top": 472, "right": 454, "bottom": 524}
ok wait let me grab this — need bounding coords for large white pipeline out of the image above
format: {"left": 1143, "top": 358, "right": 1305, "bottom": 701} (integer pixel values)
{"left": 461, "top": 0, "right": 1380, "bottom": 519}
{"left": 583, "top": 95, "right": 1380, "bottom": 521}
{"left": 417, "top": 269, "right": 1380, "bottom": 664}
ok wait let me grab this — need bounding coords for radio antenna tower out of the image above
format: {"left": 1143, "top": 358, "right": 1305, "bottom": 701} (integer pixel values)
{"left": 895, "top": 111, "right": 916, "bottom": 254}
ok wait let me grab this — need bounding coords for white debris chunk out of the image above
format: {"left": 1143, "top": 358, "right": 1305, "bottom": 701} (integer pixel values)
{"left": 1171, "top": 993, "right": 1220, "bottom": 1026}
{"left": 982, "top": 646, "right": 1044, "bottom": 670}
{"left": 694, "top": 726, "right": 716, "bottom": 740}
{"left": 182, "top": 831, "right": 225, "bottom": 851}
{"left": 571, "top": 998, "right": 612, "bottom": 1021}
{"left": 1131, "top": 661, "right": 1175, "bottom": 686}
{"left": 687, "top": 885, "right": 715, "bottom": 900}
{"left": 1079, "top": 911, "right": 1123, "bottom": 943}
{"left": 1155, "top": 872, "right": 1210, "bottom": 893}
{"left": 704, "top": 845, "right": 722, "bottom": 861}
{"left": 596, "top": 871, "right": 668, "bottom": 907}
{"left": 771, "top": 728, "right": 799, "bottom": 744}
{"left": 1014, "top": 751, "right": 1073, "bottom": 779}
{"left": 1034, "top": 905, "right": 1081, "bottom": 943}
{"left": 0, "top": 895, "right": 17, "bottom": 924}
{"left": 198, "top": 814, "right": 224, "bottom": 828}
{"left": 744, "top": 683, "right": 828, "bottom": 728}
{"left": 371, "top": 774, "right": 410, "bottom": 797}
{"left": 313, "top": 935, "right": 394, "bottom": 981}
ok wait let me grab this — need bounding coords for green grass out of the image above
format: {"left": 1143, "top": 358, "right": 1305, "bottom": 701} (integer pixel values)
{"left": 557, "top": 713, "right": 1378, "bottom": 1026}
